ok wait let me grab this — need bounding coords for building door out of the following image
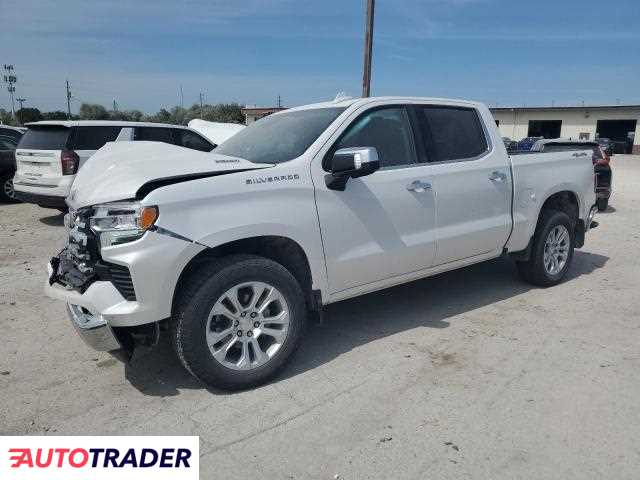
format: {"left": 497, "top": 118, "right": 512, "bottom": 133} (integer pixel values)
{"left": 596, "top": 119, "right": 637, "bottom": 154}
{"left": 528, "top": 120, "right": 562, "bottom": 139}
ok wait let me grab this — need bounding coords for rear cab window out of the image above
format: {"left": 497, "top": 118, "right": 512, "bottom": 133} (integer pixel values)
{"left": 18, "top": 126, "right": 71, "bottom": 150}
{"left": 415, "top": 106, "right": 488, "bottom": 162}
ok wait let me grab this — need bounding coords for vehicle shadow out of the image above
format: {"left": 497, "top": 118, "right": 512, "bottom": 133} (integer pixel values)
{"left": 39, "top": 212, "right": 65, "bottom": 226}
{"left": 123, "top": 251, "right": 608, "bottom": 397}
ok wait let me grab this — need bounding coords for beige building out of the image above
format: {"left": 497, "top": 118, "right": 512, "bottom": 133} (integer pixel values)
{"left": 491, "top": 105, "right": 640, "bottom": 154}
{"left": 241, "top": 106, "right": 287, "bottom": 125}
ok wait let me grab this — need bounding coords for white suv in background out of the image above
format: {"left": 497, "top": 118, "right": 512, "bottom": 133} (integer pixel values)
{"left": 13, "top": 121, "right": 216, "bottom": 209}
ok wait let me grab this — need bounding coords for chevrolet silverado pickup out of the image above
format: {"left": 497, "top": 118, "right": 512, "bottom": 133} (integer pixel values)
{"left": 45, "top": 97, "right": 598, "bottom": 390}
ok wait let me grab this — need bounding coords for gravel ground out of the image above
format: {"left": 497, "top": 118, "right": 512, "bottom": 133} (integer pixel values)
{"left": 1, "top": 155, "right": 639, "bottom": 479}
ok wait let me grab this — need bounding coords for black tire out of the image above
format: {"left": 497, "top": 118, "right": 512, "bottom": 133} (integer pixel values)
{"left": 0, "top": 174, "right": 17, "bottom": 203}
{"left": 171, "top": 254, "right": 307, "bottom": 390}
{"left": 516, "top": 209, "right": 575, "bottom": 287}
{"left": 596, "top": 198, "right": 608, "bottom": 212}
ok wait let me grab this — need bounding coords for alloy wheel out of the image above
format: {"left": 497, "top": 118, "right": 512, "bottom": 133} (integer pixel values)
{"left": 205, "top": 281, "right": 290, "bottom": 370}
{"left": 543, "top": 225, "right": 570, "bottom": 275}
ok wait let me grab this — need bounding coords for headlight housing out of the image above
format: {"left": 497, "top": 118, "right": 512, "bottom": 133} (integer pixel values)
{"left": 90, "top": 202, "right": 158, "bottom": 248}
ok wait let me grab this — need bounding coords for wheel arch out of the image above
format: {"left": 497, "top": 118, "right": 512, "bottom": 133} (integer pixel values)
{"left": 172, "top": 235, "right": 319, "bottom": 316}
{"left": 511, "top": 189, "right": 582, "bottom": 261}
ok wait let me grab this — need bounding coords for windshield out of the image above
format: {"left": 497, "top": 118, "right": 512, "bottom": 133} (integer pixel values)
{"left": 215, "top": 107, "right": 346, "bottom": 164}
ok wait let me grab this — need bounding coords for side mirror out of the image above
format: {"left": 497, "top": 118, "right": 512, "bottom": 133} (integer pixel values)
{"left": 325, "top": 147, "right": 380, "bottom": 191}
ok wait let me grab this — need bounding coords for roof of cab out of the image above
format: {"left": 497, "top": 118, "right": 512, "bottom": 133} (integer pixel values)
{"left": 282, "top": 96, "right": 484, "bottom": 113}
{"left": 24, "top": 120, "right": 190, "bottom": 129}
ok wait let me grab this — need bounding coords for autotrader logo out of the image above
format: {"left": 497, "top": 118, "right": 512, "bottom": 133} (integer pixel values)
{"left": 1, "top": 436, "right": 199, "bottom": 480}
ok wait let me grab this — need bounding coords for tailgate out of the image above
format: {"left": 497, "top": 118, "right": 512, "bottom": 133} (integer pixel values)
{"left": 15, "top": 149, "right": 63, "bottom": 182}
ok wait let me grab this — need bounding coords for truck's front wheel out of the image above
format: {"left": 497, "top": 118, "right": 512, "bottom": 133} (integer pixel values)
{"left": 172, "top": 255, "right": 307, "bottom": 390}
{"left": 517, "top": 209, "right": 575, "bottom": 287}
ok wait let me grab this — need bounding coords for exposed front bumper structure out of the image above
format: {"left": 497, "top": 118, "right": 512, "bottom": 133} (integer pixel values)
{"left": 67, "top": 303, "right": 122, "bottom": 352}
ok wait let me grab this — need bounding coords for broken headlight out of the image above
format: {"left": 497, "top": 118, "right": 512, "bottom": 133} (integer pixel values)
{"left": 90, "top": 202, "right": 158, "bottom": 249}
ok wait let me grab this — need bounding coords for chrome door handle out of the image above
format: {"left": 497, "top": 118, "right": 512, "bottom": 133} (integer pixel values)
{"left": 407, "top": 180, "right": 432, "bottom": 192}
{"left": 489, "top": 171, "right": 507, "bottom": 182}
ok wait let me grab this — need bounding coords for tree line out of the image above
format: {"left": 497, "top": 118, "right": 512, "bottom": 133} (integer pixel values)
{"left": 0, "top": 102, "right": 246, "bottom": 126}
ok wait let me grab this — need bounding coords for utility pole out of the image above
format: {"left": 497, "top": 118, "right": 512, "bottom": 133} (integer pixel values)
{"left": 361, "top": 0, "right": 375, "bottom": 98}
{"left": 16, "top": 97, "right": 26, "bottom": 125}
{"left": 199, "top": 92, "right": 204, "bottom": 117}
{"left": 179, "top": 85, "right": 184, "bottom": 109}
{"left": 66, "top": 80, "right": 72, "bottom": 119}
{"left": 113, "top": 99, "right": 118, "bottom": 111}
{"left": 3, "top": 64, "right": 17, "bottom": 120}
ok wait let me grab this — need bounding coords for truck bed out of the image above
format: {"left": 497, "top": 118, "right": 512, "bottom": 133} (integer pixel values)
{"left": 506, "top": 150, "right": 595, "bottom": 253}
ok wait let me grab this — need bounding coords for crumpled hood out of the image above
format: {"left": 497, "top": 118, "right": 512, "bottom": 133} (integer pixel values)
{"left": 67, "top": 141, "right": 270, "bottom": 208}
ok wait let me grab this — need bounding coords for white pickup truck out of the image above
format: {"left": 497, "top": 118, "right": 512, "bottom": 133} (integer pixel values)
{"left": 45, "top": 97, "right": 598, "bottom": 390}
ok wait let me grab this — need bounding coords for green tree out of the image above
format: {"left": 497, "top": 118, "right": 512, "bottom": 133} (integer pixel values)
{"left": 0, "top": 108, "right": 16, "bottom": 126}
{"left": 79, "top": 103, "right": 109, "bottom": 120}
{"left": 41, "top": 110, "right": 70, "bottom": 121}
{"left": 145, "top": 108, "right": 172, "bottom": 123}
{"left": 17, "top": 107, "right": 42, "bottom": 124}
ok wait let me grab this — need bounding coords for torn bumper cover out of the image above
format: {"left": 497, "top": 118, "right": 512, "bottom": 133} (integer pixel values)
{"left": 47, "top": 259, "right": 125, "bottom": 352}
{"left": 45, "top": 208, "right": 206, "bottom": 351}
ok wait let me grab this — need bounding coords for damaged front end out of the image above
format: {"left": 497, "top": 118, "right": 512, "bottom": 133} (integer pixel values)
{"left": 48, "top": 207, "right": 157, "bottom": 356}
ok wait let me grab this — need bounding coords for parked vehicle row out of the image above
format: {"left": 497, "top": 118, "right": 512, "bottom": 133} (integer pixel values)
{"left": 11, "top": 121, "right": 219, "bottom": 209}
{"left": 44, "top": 96, "right": 598, "bottom": 390}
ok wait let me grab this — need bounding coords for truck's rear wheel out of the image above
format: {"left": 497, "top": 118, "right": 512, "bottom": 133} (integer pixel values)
{"left": 171, "top": 255, "right": 306, "bottom": 390}
{"left": 517, "top": 209, "right": 575, "bottom": 287}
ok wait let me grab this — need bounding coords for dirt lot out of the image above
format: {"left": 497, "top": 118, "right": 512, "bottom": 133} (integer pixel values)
{"left": 1, "top": 156, "right": 639, "bottom": 479}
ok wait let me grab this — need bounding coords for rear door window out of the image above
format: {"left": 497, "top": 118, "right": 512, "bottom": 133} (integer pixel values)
{"left": 17, "top": 126, "right": 71, "bottom": 150}
{"left": 135, "top": 127, "right": 175, "bottom": 144}
{"left": 72, "top": 126, "right": 122, "bottom": 150}
{"left": 416, "top": 106, "right": 488, "bottom": 162}
{"left": 173, "top": 129, "right": 215, "bottom": 152}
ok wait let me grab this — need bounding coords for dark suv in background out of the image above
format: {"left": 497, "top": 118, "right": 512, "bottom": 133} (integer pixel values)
{"left": 0, "top": 125, "right": 26, "bottom": 202}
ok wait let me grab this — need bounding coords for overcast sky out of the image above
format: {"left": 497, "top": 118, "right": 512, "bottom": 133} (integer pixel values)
{"left": 1, "top": 0, "right": 639, "bottom": 113}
